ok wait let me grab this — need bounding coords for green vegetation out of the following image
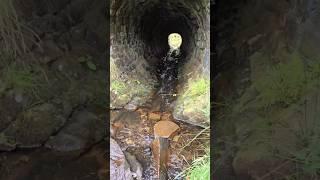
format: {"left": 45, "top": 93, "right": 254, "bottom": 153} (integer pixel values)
{"left": 214, "top": 47, "right": 320, "bottom": 179}
{"left": 274, "top": 97, "right": 320, "bottom": 178}
{"left": 238, "top": 52, "right": 320, "bottom": 110}
{"left": 175, "top": 147, "right": 210, "bottom": 180}
{"left": 0, "top": 0, "right": 25, "bottom": 56}
{"left": 0, "top": 62, "right": 47, "bottom": 99}
{"left": 0, "top": 51, "right": 50, "bottom": 103}
{"left": 253, "top": 52, "right": 306, "bottom": 107}
{"left": 111, "top": 81, "right": 127, "bottom": 95}
{"left": 3, "top": 64, "right": 37, "bottom": 90}
{"left": 78, "top": 55, "right": 97, "bottom": 71}
{"left": 186, "top": 150, "right": 210, "bottom": 180}
{"left": 184, "top": 78, "right": 209, "bottom": 98}
{"left": 175, "top": 126, "right": 210, "bottom": 180}
{"left": 177, "top": 76, "right": 210, "bottom": 122}
{"left": 110, "top": 57, "right": 156, "bottom": 107}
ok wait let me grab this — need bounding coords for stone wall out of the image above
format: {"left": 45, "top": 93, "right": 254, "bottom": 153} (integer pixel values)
{"left": 110, "top": 0, "right": 210, "bottom": 127}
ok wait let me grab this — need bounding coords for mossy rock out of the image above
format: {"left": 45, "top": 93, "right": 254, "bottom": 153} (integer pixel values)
{"left": 173, "top": 76, "right": 210, "bottom": 127}
{"left": 0, "top": 103, "right": 67, "bottom": 150}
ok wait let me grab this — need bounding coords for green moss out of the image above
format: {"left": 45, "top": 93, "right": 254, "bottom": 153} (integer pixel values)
{"left": 4, "top": 66, "right": 36, "bottom": 90}
{"left": 110, "top": 57, "right": 156, "bottom": 107}
{"left": 1, "top": 63, "right": 48, "bottom": 99}
{"left": 177, "top": 76, "right": 210, "bottom": 123}
{"left": 0, "top": 58, "right": 56, "bottom": 109}
{"left": 183, "top": 78, "right": 210, "bottom": 98}
{"left": 111, "top": 81, "right": 127, "bottom": 95}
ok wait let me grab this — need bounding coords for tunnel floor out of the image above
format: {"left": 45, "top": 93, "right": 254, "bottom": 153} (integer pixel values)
{"left": 111, "top": 100, "right": 206, "bottom": 179}
{"left": 111, "top": 50, "right": 207, "bottom": 179}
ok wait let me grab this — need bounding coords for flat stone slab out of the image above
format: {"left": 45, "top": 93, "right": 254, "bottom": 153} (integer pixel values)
{"left": 154, "top": 121, "right": 179, "bottom": 139}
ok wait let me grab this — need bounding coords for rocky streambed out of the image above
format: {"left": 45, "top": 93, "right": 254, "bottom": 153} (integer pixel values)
{"left": 110, "top": 98, "right": 207, "bottom": 180}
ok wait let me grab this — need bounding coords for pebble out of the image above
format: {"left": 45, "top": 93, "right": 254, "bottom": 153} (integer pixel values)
{"left": 124, "top": 103, "right": 138, "bottom": 111}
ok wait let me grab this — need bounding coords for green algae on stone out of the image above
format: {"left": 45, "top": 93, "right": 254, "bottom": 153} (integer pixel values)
{"left": 173, "top": 76, "right": 210, "bottom": 127}
{"left": 110, "top": 57, "right": 156, "bottom": 109}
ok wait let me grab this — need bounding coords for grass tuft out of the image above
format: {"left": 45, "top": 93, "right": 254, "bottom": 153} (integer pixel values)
{"left": 176, "top": 148, "right": 210, "bottom": 180}
{"left": 186, "top": 150, "right": 210, "bottom": 180}
{"left": 0, "top": 0, "right": 25, "bottom": 56}
{"left": 253, "top": 52, "right": 306, "bottom": 107}
{"left": 0, "top": 0, "right": 39, "bottom": 57}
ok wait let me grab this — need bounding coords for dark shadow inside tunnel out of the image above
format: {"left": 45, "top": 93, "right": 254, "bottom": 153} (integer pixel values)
{"left": 139, "top": 5, "right": 194, "bottom": 60}
{"left": 137, "top": 3, "right": 197, "bottom": 82}
{"left": 135, "top": 2, "right": 200, "bottom": 108}
{"left": 110, "top": 0, "right": 210, "bottom": 111}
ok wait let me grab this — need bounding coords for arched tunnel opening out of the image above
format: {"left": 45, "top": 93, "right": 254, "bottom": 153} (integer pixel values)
{"left": 139, "top": 4, "right": 194, "bottom": 70}
{"left": 110, "top": 0, "right": 210, "bottom": 119}
{"left": 110, "top": 0, "right": 210, "bottom": 179}
{"left": 110, "top": 0, "right": 210, "bottom": 111}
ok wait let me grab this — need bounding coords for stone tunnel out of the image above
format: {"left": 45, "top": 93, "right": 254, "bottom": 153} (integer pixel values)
{"left": 110, "top": 0, "right": 210, "bottom": 127}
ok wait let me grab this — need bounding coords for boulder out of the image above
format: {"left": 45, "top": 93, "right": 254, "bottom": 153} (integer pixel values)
{"left": 45, "top": 110, "right": 105, "bottom": 151}
{"left": 110, "top": 138, "right": 134, "bottom": 180}
{"left": 0, "top": 103, "right": 66, "bottom": 150}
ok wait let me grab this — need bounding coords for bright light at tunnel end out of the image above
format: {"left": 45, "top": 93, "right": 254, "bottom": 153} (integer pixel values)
{"left": 168, "top": 33, "right": 182, "bottom": 50}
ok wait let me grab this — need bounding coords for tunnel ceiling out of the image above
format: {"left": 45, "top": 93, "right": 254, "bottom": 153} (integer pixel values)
{"left": 111, "top": 0, "right": 210, "bottom": 68}
{"left": 110, "top": 0, "right": 210, "bottom": 126}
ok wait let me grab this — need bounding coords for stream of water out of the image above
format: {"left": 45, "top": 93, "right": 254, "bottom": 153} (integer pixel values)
{"left": 111, "top": 48, "right": 206, "bottom": 179}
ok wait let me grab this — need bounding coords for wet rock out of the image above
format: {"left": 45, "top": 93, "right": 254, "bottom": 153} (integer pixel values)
{"left": 150, "top": 95, "right": 162, "bottom": 112}
{"left": 161, "top": 112, "right": 172, "bottom": 121}
{"left": 112, "top": 110, "right": 141, "bottom": 125}
{"left": 173, "top": 111, "right": 208, "bottom": 128}
{"left": 124, "top": 103, "right": 138, "bottom": 111}
{"left": 110, "top": 138, "right": 134, "bottom": 180}
{"left": 154, "top": 121, "right": 180, "bottom": 139}
{"left": 0, "top": 103, "right": 66, "bottom": 150}
{"left": 111, "top": 122, "right": 125, "bottom": 138}
{"left": 45, "top": 110, "right": 105, "bottom": 151}
{"left": 148, "top": 112, "right": 161, "bottom": 121}
{"left": 124, "top": 152, "right": 143, "bottom": 180}
{"left": 0, "top": 94, "right": 23, "bottom": 132}
{"left": 110, "top": 110, "right": 120, "bottom": 123}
